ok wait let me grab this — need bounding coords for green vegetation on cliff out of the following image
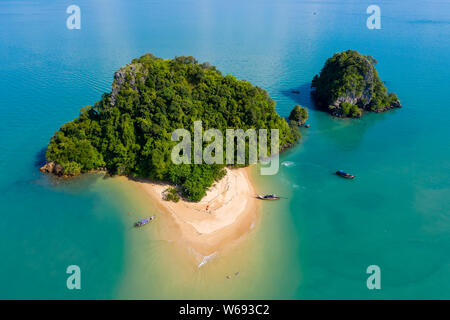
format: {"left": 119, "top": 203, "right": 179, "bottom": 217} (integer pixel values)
{"left": 311, "top": 50, "right": 401, "bottom": 118}
{"left": 44, "top": 54, "right": 298, "bottom": 201}
{"left": 288, "top": 105, "right": 308, "bottom": 126}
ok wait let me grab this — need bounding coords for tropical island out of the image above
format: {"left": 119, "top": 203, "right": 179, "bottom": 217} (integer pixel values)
{"left": 311, "top": 50, "right": 401, "bottom": 118}
{"left": 40, "top": 54, "right": 305, "bottom": 259}
{"left": 41, "top": 54, "right": 299, "bottom": 201}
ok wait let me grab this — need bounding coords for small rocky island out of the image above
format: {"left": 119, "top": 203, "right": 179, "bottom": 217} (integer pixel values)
{"left": 311, "top": 50, "right": 401, "bottom": 118}
{"left": 288, "top": 105, "right": 308, "bottom": 126}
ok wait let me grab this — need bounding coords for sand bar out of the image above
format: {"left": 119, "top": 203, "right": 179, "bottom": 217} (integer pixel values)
{"left": 134, "top": 167, "right": 259, "bottom": 262}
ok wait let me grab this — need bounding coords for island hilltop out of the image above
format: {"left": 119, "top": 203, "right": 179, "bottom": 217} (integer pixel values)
{"left": 311, "top": 50, "right": 401, "bottom": 118}
{"left": 41, "top": 54, "right": 299, "bottom": 201}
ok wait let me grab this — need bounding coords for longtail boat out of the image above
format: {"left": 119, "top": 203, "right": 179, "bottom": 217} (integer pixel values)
{"left": 135, "top": 216, "right": 155, "bottom": 227}
{"left": 336, "top": 170, "right": 355, "bottom": 179}
{"left": 257, "top": 194, "right": 281, "bottom": 201}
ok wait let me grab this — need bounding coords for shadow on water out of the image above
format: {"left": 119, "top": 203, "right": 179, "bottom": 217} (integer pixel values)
{"left": 34, "top": 147, "right": 47, "bottom": 169}
{"left": 32, "top": 145, "right": 113, "bottom": 191}
{"left": 316, "top": 108, "right": 401, "bottom": 150}
{"left": 281, "top": 83, "right": 397, "bottom": 150}
{"left": 281, "top": 82, "right": 316, "bottom": 110}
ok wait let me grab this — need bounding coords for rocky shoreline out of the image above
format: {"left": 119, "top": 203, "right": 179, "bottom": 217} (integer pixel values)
{"left": 328, "top": 100, "right": 402, "bottom": 118}
{"left": 39, "top": 161, "right": 64, "bottom": 176}
{"left": 40, "top": 161, "right": 107, "bottom": 178}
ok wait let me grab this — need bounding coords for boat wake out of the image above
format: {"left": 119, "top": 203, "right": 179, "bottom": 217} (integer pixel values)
{"left": 197, "top": 252, "right": 217, "bottom": 268}
{"left": 281, "top": 161, "right": 296, "bottom": 167}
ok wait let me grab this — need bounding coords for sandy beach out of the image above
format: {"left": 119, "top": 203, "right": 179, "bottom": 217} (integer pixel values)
{"left": 134, "top": 167, "right": 259, "bottom": 265}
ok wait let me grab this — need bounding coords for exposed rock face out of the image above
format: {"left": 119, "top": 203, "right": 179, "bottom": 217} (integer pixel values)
{"left": 40, "top": 161, "right": 64, "bottom": 176}
{"left": 311, "top": 50, "right": 402, "bottom": 118}
{"left": 110, "top": 57, "right": 150, "bottom": 107}
{"left": 332, "top": 58, "right": 374, "bottom": 107}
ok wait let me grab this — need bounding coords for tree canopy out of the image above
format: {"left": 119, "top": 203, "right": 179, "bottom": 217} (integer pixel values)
{"left": 45, "top": 54, "right": 298, "bottom": 201}
{"left": 288, "top": 105, "right": 309, "bottom": 126}
{"left": 311, "top": 50, "right": 401, "bottom": 118}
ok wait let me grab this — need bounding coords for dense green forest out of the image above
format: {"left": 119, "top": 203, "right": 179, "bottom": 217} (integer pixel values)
{"left": 311, "top": 50, "right": 401, "bottom": 118}
{"left": 44, "top": 54, "right": 298, "bottom": 201}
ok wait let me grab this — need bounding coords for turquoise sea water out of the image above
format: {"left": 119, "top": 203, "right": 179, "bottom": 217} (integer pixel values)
{"left": 0, "top": 0, "right": 449, "bottom": 299}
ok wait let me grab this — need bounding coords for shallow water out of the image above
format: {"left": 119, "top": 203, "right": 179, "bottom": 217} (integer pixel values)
{"left": 0, "top": 0, "right": 449, "bottom": 299}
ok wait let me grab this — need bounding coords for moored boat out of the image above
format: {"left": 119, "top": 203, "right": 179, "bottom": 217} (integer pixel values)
{"left": 336, "top": 170, "right": 355, "bottom": 179}
{"left": 257, "top": 194, "right": 281, "bottom": 200}
{"left": 135, "top": 216, "right": 155, "bottom": 227}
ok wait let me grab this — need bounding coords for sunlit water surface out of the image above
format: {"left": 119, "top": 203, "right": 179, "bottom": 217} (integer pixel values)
{"left": 0, "top": 0, "right": 449, "bottom": 299}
